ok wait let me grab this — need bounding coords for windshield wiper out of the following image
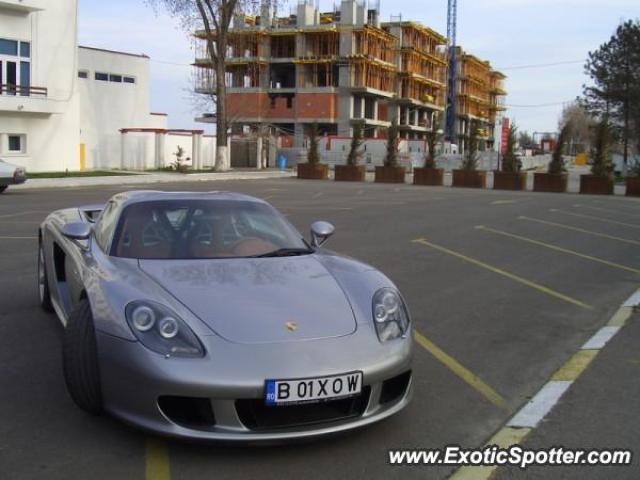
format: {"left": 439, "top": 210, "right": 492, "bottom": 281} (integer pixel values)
{"left": 251, "top": 247, "right": 313, "bottom": 258}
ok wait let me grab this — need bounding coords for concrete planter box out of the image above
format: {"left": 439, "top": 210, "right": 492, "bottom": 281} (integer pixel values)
{"left": 579, "top": 174, "right": 613, "bottom": 195}
{"left": 297, "top": 163, "right": 328, "bottom": 180}
{"left": 493, "top": 171, "right": 527, "bottom": 191}
{"left": 452, "top": 170, "right": 486, "bottom": 189}
{"left": 626, "top": 177, "right": 640, "bottom": 197}
{"left": 375, "top": 166, "right": 406, "bottom": 184}
{"left": 413, "top": 167, "right": 444, "bottom": 186}
{"left": 533, "top": 173, "right": 568, "bottom": 193}
{"left": 335, "top": 164, "right": 366, "bottom": 182}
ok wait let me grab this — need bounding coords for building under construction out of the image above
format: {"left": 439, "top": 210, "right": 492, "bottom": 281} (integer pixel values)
{"left": 453, "top": 47, "right": 507, "bottom": 152}
{"left": 193, "top": 0, "right": 506, "bottom": 154}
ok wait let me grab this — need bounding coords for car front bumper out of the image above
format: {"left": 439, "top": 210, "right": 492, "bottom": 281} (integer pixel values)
{"left": 96, "top": 329, "right": 413, "bottom": 442}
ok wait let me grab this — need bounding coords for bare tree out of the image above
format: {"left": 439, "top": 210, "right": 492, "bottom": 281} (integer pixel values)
{"left": 150, "top": 0, "right": 272, "bottom": 171}
{"left": 559, "top": 101, "right": 595, "bottom": 154}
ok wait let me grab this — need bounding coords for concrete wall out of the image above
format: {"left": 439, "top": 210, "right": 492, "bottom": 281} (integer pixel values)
{"left": 0, "top": 0, "right": 80, "bottom": 172}
{"left": 436, "top": 153, "right": 552, "bottom": 171}
{"left": 279, "top": 136, "right": 427, "bottom": 171}
{"left": 278, "top": 136, "right": 553, "bottom": 172}
{"left": 78, "top": 47, "right": 166, "bottom": 169}
{"left": 121, "top": 132, "right": 216, "bottom": 170}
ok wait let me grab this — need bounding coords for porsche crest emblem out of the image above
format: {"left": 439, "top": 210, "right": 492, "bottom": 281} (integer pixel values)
{"left": 285, "top": 322, "right": 298, "bottom": 332}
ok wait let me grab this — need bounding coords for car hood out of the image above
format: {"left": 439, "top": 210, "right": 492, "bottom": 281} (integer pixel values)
{"left": 138, "top": 255, "right": 357, "bottom": 344}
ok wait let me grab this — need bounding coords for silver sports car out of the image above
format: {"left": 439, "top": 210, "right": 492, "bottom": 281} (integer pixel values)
{"left": 38, "top": 191, "right": 412, "bottom": 441}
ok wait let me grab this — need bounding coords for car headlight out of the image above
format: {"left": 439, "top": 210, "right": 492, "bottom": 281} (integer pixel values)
{"left": 372, "top": 288, "right": 410, "bottom": 342}
{"left": 125, "top": 301, "right": 204, "bottom": 357}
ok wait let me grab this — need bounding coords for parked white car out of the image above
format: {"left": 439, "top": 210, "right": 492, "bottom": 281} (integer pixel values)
{"left": 0, "top": 158, "right": 27, "bottom": 193}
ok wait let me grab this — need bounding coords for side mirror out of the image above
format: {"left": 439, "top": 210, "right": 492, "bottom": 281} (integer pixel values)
{"left": 310, "top": 221, "right": 335, "bottom": 248}
{"left": 61, "top": 222, "right": 92, "bottom": 241}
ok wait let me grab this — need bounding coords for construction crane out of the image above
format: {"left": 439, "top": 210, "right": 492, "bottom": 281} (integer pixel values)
{"left": 444, "top": 0, "right": 457, "bottom": 144}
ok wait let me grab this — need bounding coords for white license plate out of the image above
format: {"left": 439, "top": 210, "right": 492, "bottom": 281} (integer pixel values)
{"left": 265, "top": 371, "right": 363, "bottom": 406}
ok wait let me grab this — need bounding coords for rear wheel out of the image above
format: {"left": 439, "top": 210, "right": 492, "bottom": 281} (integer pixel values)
{"left": 0, "top": 186, "right": 7, "bottom": 193}
{"left": 38, "top": 242, "right": 53, "bottom": 312}
{"left": 62, "top": 299, "right": 103, "bottom": 415}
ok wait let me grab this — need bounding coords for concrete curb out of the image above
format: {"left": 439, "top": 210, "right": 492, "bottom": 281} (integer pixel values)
{"left": 12, "top": 170, "right": 295, "bottom": 190}
{"left": 450, "top": 288, "right": 640, "bottom": 479}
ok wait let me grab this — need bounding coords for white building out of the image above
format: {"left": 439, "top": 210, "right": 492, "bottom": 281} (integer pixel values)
{"left": 78, "top": 46, "right": 166, "bottom": 170}
{"left": 0, "top": 0, "right": 80, "bottom": 172}
{"left": 0, "top": 0, "right": 208, "bottom": 172}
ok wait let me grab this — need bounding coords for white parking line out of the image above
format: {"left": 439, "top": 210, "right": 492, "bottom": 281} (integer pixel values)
{"left": 623, "top": 291, "right": 640, "bottom": 307}
{"left": 581, "top": 326, "right": 621, "bottom": 349}
{"left": 507, "top": 381, "right": 572, "bottom": 428}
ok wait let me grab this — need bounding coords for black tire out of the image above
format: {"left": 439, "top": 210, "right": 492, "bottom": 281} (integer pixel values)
{"left": 38, "top": 241, "right": 54, "bottom": 312}
{"left": 63, "top": 299, "right": 103, "bottom": 415}
{"left": 0, "top": 186, "right": 7, "bottom": 193}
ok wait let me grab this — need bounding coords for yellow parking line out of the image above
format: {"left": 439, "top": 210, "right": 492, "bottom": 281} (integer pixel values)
{"left": 145, "top": 437, "right": 170, "bottom": 480}
{"left": 450, "top": 427, "right": 532, "bottom": 480}
{"left": 476, "top": 225, "right": 640, "bottom": 274}
{"left": 550, "top": 209, "right": 640, "bottom": 229}
{"left": 608, "top": 306, "right": 633, "bottom": 327}
{"left": 491, "top": 200, "right": 517, "bottom": 205}
{"left": 551, "top": 350, "right": 598, "bottom": 381}
{"left": 413, "top": 330, "right": 506, "bottom": 409}
{"left": 412, "top": 238, "right": 593, "bottom": 310}
{"left": 518, "top": 216, "right": 640, "bottom": 246}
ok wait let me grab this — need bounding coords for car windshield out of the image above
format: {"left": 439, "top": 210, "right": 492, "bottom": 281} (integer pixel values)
{"left": 111, "top": 200, "right": 310, "bottom": 259}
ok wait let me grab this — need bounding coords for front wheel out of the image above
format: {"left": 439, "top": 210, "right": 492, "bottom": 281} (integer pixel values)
{"left": 62, "top": 299, "right": 103, "bottom": 415}
{"left": 38, "top": 242, "right": 53, "bottom": 312}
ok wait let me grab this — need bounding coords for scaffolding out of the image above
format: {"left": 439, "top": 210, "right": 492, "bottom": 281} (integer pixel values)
{"left": 353, "top": 26, "right": 397, "bottom": 65}
{"left": 227, "top": 63, "right": 265, "bottom": 88}
{"left": 298, "top": 63, "right": 338, "bottom": 88}
{"left": 400, "top": 77, "right": 444, "bottom": 107}
{"left": 456, "top": 52, "right": 492, "bottom": 121}
{"left": 226, "top": 31, "right": 264, "bottom": 59}
{"left": 400, "top": 49, "right": 446, "bottom": 84}
{"left": 300, "top": 30, "right": 339, "bottom": 58}
{"left": 271, "top": 34, "right": 296, "bottom": 58}
{"left": 348, "top": 60, "right": 395, "bottom": 92}
{"left": 396, "top": 22, "right": 447, "bottom": 54}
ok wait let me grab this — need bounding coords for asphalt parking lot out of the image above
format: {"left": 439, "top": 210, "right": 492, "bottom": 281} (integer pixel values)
{"left": 1, "top": 178, "right": 639, "bottom": 479}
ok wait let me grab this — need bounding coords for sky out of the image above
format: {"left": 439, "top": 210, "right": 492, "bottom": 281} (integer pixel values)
{"left": 78, "top": 0, "right": 640, "bottom": 135}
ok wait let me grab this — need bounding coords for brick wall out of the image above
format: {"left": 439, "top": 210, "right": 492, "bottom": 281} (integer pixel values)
{"left": 227, "top": 92, "right": 337, "bottom": 120}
